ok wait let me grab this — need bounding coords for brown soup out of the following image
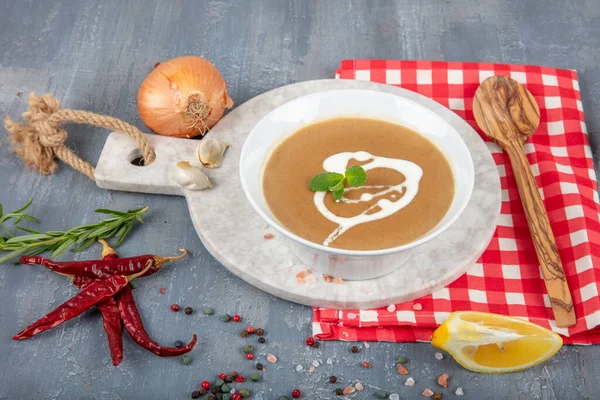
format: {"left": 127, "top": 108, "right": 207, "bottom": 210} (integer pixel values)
{"left": 263, "top": 118, "right": 454, "bottom": 251}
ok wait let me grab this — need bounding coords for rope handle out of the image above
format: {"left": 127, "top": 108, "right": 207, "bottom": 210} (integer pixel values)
{"left": 4, "top": 93, "right": 156, "bottom": 181}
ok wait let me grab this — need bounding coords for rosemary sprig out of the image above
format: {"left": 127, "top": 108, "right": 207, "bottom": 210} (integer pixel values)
{"left": 0, "top": 199, "right": 40, "bottom": 240}
{"left": 0, "top": 205, "right": 149, "bottom": 264}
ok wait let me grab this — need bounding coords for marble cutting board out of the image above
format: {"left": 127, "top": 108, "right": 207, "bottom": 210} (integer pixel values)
{"left": 95, "top": 79, "right": 501, "bottom": 309}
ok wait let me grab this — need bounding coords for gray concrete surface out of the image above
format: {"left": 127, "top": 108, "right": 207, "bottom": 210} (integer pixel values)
{"left": 1, "top": 1, "right": 599, "bottom": 399}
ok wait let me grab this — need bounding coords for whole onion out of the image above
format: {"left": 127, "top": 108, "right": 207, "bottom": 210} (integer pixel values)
{"left": 138, "top": 56, "right": 233, "bottom": 138}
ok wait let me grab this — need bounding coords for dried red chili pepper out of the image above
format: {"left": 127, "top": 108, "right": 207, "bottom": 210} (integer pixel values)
{"left": 20, "top": 249, "right": 187, "bottom": 279}
{"left": 14, "top": 275, "right": 130, "bottom": 340}
{"left": 116, "top": 285, "right": 197, "bottom": 356}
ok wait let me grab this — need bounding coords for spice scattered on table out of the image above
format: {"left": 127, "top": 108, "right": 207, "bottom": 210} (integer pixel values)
{"left": 333, "top": 277, "right": 344, "bottom": 284}
{"left": 397, "top": 363, "right": 408, "bottom": 375}
{"left": 375, "top": 389, "right": 388, "bottom": 399}
{"left": 335, "top": 388, "right": 343, "bottom": 395}
{"left": 203, "top": 307, "right": 215, "bottom": 315}
{"left": 354, "top": 382, "right": 364, "bottom": 391}
{"left": 267, "top": 353, "right": 277, "bottom": 363}
{"left": 221, "top": 314, "right": 231, "bottom": 322}
{"left": 343, "top": 386, "right": 356, "bottom": 395}
{"left": 351, "top": 345, "right": 360, "bottom": 353}
{"left": 296, "top": 364, "right": 303, "bottom": 372}
{"left": 201, "top": 381, "right": 211, "bottom": 390}
{"left": 235, "top": 375, "right": 245, "bottom": 383}
{"left": 243, "top": 344, "right": 254, "bottom": 354}
{"left": 291, "top": 389, "right": 301, "bottom": 398}
{"left": 313, "top": 341, "right": 320, "bottom": 348}
{"left": 264, "top": 233, "right": 274, "bottom": 239}
{"left": 437, "top": 373, "right": 449, "bottom": 388}
{"left": 184, "top": 306, "right": 193, "bottom": 315}
{"left": 171, "top": 304, "right": 180, "bottom": 312}
{"left": 250, "top": 372, "right": 262, "bottom": 382}
{"left": 329, "top": 376, "right": 337, "bottom": 383}
{"left": 433, "top": 394, "right": 443, "bottom": 400}
{"left": 182, "top": 355, "right": 192, "bottom": 365}
{"left": 129, "top": 279, "right": 139, "bottom": 289}
{"left": 256, "top": 328, "right": 265, "bottom": 336}
{"left": 306, "top": 336, "right": 315, "bottom": 346}
{"left": 191, "top": 391, "right": 201, "bottom": 399}
{"left": 455, "top": 387, "right": 464, "bottom": 396}
{"left": 239, "top": 388, "right": 250, "bottom": 398}
{"left": 422, "top": 388, "right": 434, "bottom": 397}
{"left": 396, "top": 356, "right": 407, "bottom": 364}
{"left": 232, "top": 314, "right": 241, "bottom": 322}
{"left": 361, "top": 361, "right": 372, "bottom": 368}
{"left": 174, "top": 340, "right": 183, "bottom": 348}
{"left": 434, "top": 352, "right": 444, "bottom": 360}
{"left": 246, "top": 326, "right": 255, "bottom": 334}
{"left": 389, "top": 394, "right": 400, "bottom": 400}
{"left": 159, "top": 287, "right": 166, "bottom": 294}
{"left": 258, "top": 337, "right": 266, "bottom": 344}
{"left": 241, "top": 330, "right": 249, "bottom": 338}
{"left": 246, "top": 353, "right": 254, "bottom": 360}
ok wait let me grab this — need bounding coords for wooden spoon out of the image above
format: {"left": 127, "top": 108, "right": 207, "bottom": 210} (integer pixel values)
{"left": 473, "top": 76, "right": 576, "bottom": 328}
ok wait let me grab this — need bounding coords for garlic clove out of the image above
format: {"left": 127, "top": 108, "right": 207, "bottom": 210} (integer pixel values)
{"left": 173, "top": 161, "right": 212, "bottom": 190}
{"left": 197, "top": 137, "right": 230, "bottom": 168}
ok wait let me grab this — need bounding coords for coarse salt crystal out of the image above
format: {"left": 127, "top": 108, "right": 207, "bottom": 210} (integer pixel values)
{"left": 364, "top": 342, "right": 370, "bottom": 349}
{"left": 387, "top": 304, "right": 396, "bottom": 312}
{"left": 397, "top": 363, "right": 408, "bottom": 375}
{"left": 296, "top": 277, "right": 305, "bottom": 285}
{"left": 296, "top": 364, "right": 303, "bottom": 372}
{"left": 434, "top": 352, "right": 444, "bottom": 360}
{"left": 455, "top": 387, "right": 464, "bottom": 396}
{"left": 333, "top": 277, "right": 344, "bottom": 284}
{"left": 343, "top": 386, "right": 356, "bottom": 395}
{"left": 389, "top": 394, "right": 400, "bottom": 400}
{"left": 326, "top": 357, "right": 333, "bottom": 365}
{"left": 264, "top": 233, "right": 274, "bottom": 239}
{"left": 354, "top": 382, "right": 364, "bottom": 391}
{"left": 405, "top": 377, "right": 415, "bottom": 386}
{"left": 437, "top": 373, "right": 449, "bottom": 388}
{"left": 413, "top": 303, "right": 423, "bottom": 310}
{"left": 305, "top": 275, "right": 317, "bottom": 284}
{"left": 312, "top": 360, "right": 319, "bottom": 367}
{"left": 266, "top": 353, "right": 277, "bottom": 363}
{"left": 422, "top": 388, "right": 434, "bottom": 397}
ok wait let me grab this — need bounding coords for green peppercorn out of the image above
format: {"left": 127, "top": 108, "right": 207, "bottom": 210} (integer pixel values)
{"left": 203, "top": 307, "right": 215, "bottom": 315}
{"left": 184, "top": 306, "right": 193, "bottom": 315}
{"left": 241, "top": 330, "right": 249, "bottom": 338}
{"left": 335, "top": 389, "right": 343, "bottom": 396}
{"left": 258, "top": 337, "right": 266, "bottom": 344}
{"left": 256, "top": 362, "right": 264, "bottom": 370}
{"left": 239, "top": 388, "right": 251, "bottom": 398}
{"left": 224, "top": 376, "right": 233, "bottom": 383}
{"left": 329, "top": 375, "right": 337, "bottom": 383}
{"left": 191, "top": 391, "right": 201, "bottom": 399}
{"left": 396, "top": 356, "right": 407, "bottom": 364}
{"left": 250, "top": 372, "right": 261, "bottom": 382}
{"left": 129, "top": 279, "right": 139, "bottom": 289}
{"left": 220, "top": 383, "right": 230, "bottom": 393}
{"left": 221, "top": 314, "right": 231, "bottom": 322}
{"left": 221, "top": 394, "right": 230, "bottom": 400}
{"left": 351, "top": 345, "right": 359, "bottom": 353}
{"left": 215, "top": 378, "right": 225, "bottom": 387}
{"left": 243, "top": 344, "right": 254, "bottom": 354}
{"left": 181, "top": 356, "right": 192, "bottom": 365}
{"left": 256, "top": 328, "right": 265, "bottom": 336}
{"left": 174, "top": 340, "right": 183, "bottom": 348}
{"left": 375, "top": 389, "right": 388, "bottom": 399}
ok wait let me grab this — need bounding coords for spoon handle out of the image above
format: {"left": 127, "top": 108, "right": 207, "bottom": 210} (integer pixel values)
{"left": 504, "top": 141, "right": 576, "bottom": 328}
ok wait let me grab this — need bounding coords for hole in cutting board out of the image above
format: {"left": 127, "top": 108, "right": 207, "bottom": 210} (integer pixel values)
{"left": 128, "top": 149, "right": 146, "bottom": 167}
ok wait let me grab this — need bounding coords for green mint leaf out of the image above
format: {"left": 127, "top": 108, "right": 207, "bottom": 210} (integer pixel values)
{"left": 345, "top": 165, "right": 367, "bottom": 187}
{"left": 331, "top": 180, "right": 345, "bottom": 192}
{"left": 332, "top": 188, "right": 344, "bottom": 201}
{"left": 309, "top": 172, "right": 344, "bottom": 192}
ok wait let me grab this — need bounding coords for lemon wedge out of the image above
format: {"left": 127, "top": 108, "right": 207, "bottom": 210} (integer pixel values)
{"left": 431, "top": 311, "right": 563, "bottom": 373}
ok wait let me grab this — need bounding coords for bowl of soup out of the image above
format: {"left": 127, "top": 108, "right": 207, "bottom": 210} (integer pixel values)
{"left": 240, "top": 89, "right": 474, "bottom": 280}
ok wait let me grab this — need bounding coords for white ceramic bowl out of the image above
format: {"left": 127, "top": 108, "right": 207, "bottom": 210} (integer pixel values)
{"left": 240, "top": 89, "right": 474, "bottom": 280}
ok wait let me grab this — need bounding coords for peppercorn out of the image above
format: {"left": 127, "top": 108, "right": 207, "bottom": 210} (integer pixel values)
{"left": 335, "top": 389, "right": 343, "bottom": 396}
{"left": 201, "top": 381, "right": 210, "bottom": 390}
{"left": 215, "top": 378, "right": 225, "bottom": 387}
{"left": 433, "top": 394, "right": 443, "bottom": 400}
{"left": 221, "top": 384, "right": 231, "bottom": 393}
{"left": 207, "top": 396, "right": 217, "bottom": 400}
{"left": 224, "top": 376, "right": 233, "bottom": 383}
{"left": 351, "top": 345, "right": 359, "bottom": 353}
{"left": 329, "top": 376, "right": 337, "bottom": 383}
{"left": 231, "top": 371, "right": 238, "bottom": 378}
{"left": 239, "top": 388, "right": 250, "bottom": 398}
{"left": 375, "top": 390, "right": 388, "bottom": 399}
{"left": 203, "top": 307, "right": 215, "bottom": 315}
{"left": 241, "top": 330, "right": 249, "bottom": 338}
{"left": 221, "top": 394, "right": 230, "bottom": 400}
{"left": 250, "top": 372, "right": 262, "bottom": 382}
{"left": 246, "top": 353, "right": 254, "bottom": 360}
{"left": 313, "top": 341, "right": 320, "bottom": 348}
{"left": 171, "top": 304, "right": 180, "bottom": 312}
{"left": 191, "top": 391, "right": 201, "bottom": 399}
{"left": 233, "top": 314, "right": 241, "bottom": 322}
{"left": 256, "top": 363, "right": 264, "bottom": 370}
{"left": 129, "top": 279, "right": 139, "bottom": 289}
{"left": 198, "top": 389, "right": 207, "bottom": 396}
{"left": 292, "top": 389, "right": 301, "bottom": 398}
{"left": 256, "top": 328, "right": 265, "bottom": 336}
{"left": 211, "top": 386, "right": 220, "bottom": 394}
{"left": 258, "top": 337, "right": 266, "bottom": 344}
{"left": 243, "top": 344, "right": 254, "bottom": 354}
{"left": 181, "top": 356, "right": 192, "bottom": 365}
{"left": 246, "top": 326, "right": 255, "bottom": 334}
{"left": 396, "top": 356, "right": 407, "bottom": 364}
{"left": 218, "top": 373, "right": 227, "bottom": 380}
{"left": 306, "top": 337, "right": 315, "bottom": 346}
{"left": 221, "top": 314, "right": 231, "bottom": 322}
{"left": 173, "top": 340, "right": 183, "bottom": 348}
{"left": 184, "top": 306, "right": 193, "bottom": 315}
{"left": 231, "top": 393, "right": 242, "bottom": 400}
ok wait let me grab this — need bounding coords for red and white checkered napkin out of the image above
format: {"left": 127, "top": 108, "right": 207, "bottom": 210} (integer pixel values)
{"left": 312, "top": 60, "right": 600, "bottom": 345}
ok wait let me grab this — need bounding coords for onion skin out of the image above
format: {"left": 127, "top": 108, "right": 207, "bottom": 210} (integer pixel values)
{"left": 138, "top": 56, "right": 233, "bottom": 138}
